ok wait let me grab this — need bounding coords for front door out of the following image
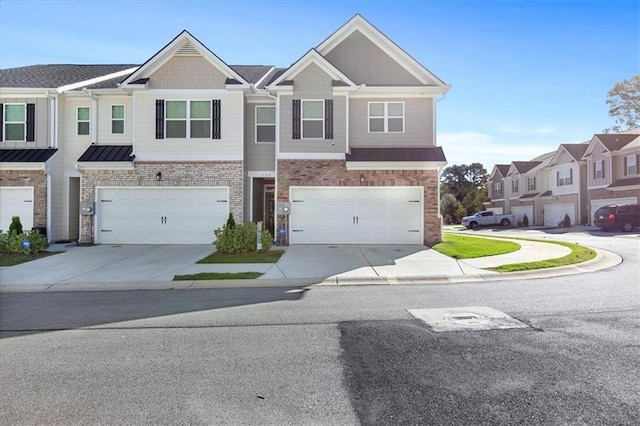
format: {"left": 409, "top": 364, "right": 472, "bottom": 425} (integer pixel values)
{"left": 264, "top": 185, "right": 275, "bottom": 236}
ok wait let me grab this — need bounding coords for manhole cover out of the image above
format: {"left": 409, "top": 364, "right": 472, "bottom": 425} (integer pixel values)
{"left": 408, "top": 307, "right": 529, "bottom": 332}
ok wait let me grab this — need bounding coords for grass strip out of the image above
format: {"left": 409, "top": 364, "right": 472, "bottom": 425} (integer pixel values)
{"left": 197, "top": 250, "right": 285, "bottom": 264}
{"left": 0, "top": 251, "right": 61, "bottom": 267}
{"left": 173, "top": 272, "right": 263, "bottom": 281}
{"left": 486, "top": 240, "right": 596, "bottom": 272}
{"left": 432, "top": 233, "right": 520, "bottom": 259}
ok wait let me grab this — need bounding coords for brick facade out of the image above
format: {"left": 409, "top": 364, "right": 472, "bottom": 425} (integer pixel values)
{"left": 277, "top": 159, "right": 442, "bottom": 245}
{"left": 79, "top": 161, "right": 242, "bottom": 244}
{"left": 0, "top": 169, "right": 48, "bottom": 229}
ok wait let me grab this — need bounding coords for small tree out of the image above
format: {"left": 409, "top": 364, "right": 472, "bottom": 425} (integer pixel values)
{"left": 9, "top": 216, "right": 23, "bottom": 235}
{"left": 604, "top": 75, "right": 640, "bottom": 132}
{"left": 225, "top": 212, "right": 236, "bottom": 229}
{"left": 563, "top": 213, "right": 571, "bottom": 228}
{"left": 522, "top": 214, "right": 529, "bottom": 227}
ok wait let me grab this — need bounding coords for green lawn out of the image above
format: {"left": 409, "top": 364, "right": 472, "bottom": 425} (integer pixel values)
{"left": 173, "top": 272, "right": 263, "bottom": 281}
{"left": 0, "top": 251, "right": 61, "bottom": 267}
{"left": 487, "top": 240, "right": 596, "bottom": 272}
{"left": 432, "top": 233, "right": 520, "bottom": 259}
{"left": 197, "top": 250, "right": 285, "bottom": 264}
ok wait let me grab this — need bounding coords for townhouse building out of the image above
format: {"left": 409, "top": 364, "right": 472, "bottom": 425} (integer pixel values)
{"left": 0, "top": 15, "right": 450, "bottom": 246}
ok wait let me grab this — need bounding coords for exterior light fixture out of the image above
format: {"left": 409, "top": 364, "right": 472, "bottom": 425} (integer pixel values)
{"left": 156, "top": 172, "right": 162, "bottom": 181}
{"left": 360, "top": 174, "right": 365, "bottom": 184}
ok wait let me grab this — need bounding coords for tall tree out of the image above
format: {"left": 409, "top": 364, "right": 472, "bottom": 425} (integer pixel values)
{"left": 440, "top": 163, "right": 488, "bottom": 224}
{"left": 605, "top": 75, "right": 640, "bottom": 133}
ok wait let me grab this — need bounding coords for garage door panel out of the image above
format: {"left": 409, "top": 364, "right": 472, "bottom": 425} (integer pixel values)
{"left": 96, "top": 187, "right": 228, "bottom": 244}
{"left": 0, "top": 187, "right": 34, "bottom": 232}
{"left": 290, "top": 187, "right": 423, "bottom": 244}
{"left": 544, "top": 203, "right": 576, "bottom": 227}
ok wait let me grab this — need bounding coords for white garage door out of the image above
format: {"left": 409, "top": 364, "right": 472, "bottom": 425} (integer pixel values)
{"left": 544, "top": 203, "right": 576, "bottom": 227}
{"left": 590, "top": 197, "right": 638, "bottom": 224}
{"left": 96, "top": 187, "right": 229, "bottom": 244}
{"left": 512, "top": 206, "right": 533, "bottom": 226}
{"left": 289, "top": 186, "right": 423, "bottom": 244}
{"left": 0, "top": 187, "right": 34, "bottom": 233}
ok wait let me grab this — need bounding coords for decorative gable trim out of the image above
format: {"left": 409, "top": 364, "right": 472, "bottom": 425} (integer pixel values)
{"left": 316, "top": 14, "right": 447, "bottom": 88}
{"left": 120, "top": 30, "right": 249, "bottom": 89}
{"left": 266, "top": 49, "right": 357, "bottom": 90}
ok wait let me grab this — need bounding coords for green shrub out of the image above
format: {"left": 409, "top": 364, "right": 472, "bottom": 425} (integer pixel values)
{"left": 522, "top": 214, "right": 529, "bottom": 227}
{"left": 9, "top": 216, "right": 23, "bottom": 235}
{"left": 225, "top": 212, "right": 236, "bottom": 229}
{"left": 260, "top": 229, "right": 273, "bottom": 252}
{"left": 0, "top": 230, "right": 48, "bottom": 254}
{"left": 214, "top": 222, "right": 274, "bottom": 254}
{"left": 563, "top": 213, "right": 571, "bottom": 228}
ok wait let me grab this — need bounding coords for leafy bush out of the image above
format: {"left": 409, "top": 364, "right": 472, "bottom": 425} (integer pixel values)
{"left": 0, "top": 230, "right": 48, "bottom": 254}
{"left": 214, "top": 221, "right": 273, "bottom": 254}
{"left": 225, "top": 212, "right": 236, "bottom": 229}
{"left": 563, "top": 213, "right": 571, "bottom": 228}
{"left": 522, "top": 214, "right": 529, "bottom": 227}
{"left": 9, "top": 216, "right": 23, "bottom": 235}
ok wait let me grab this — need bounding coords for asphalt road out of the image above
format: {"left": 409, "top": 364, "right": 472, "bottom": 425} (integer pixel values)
{"left": 1, "top": 230, "right": 638, "bottom": 425}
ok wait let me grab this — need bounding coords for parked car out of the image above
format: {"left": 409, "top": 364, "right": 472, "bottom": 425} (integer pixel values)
{"left": 461, "top": 211, "right": 515, "bottom": 229}
{"left": 593, "top": 204, "right": 640, "bottom": 232}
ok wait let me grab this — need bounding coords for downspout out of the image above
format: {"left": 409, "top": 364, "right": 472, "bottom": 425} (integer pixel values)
{"left": 82, "top": 88, "right": 98, "bottom": 143}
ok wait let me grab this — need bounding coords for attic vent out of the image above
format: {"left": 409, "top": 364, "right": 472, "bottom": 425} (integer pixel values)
{"left": 175, "top": 40, "right": 201, "bottom": 56}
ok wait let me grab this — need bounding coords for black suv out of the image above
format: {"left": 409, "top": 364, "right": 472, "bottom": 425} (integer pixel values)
{"left": 593, "top": 204, "right": 640, "bottom": 232}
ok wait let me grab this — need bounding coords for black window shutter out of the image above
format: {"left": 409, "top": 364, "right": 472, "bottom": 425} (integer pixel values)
{"left": 0, "top": 103, "right": 3, "bottom": 141}
{"left": 602, "top": 160, "right": 605, "bottom": 177}
{"left": 292, "top": 99, "right": 301, "bottom": 139}
{"left": 624, "top": 156, "right": 628, "bottom": 176}
{"left": 569, "top": 168, "right": 573, "bottom": 184}
{"left": 212, "top": 99, "right": 221, "bottom": 139}
{"left": 155, "top": 100, "right": 164, "bottom": 139}
{"left": 556, "top": 171, "right": 560, "bottom": 186}
{"left": 26, "top": 103, "right": 35, "bottom": 142}
{"left": 592, "top": 162, "right": 596, "bottom": 179}
{"left": 325, "top": 99, "right": 333, "bottom": 139}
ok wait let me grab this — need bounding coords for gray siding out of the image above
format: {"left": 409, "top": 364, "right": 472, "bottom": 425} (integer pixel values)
{"left": 349, "top": 97, "right": 434, "bottom": 147}
{"left": 149, "top": 56, "right": 227, "bottom": 90}
{"left": 279, "top": 63, "right": 346, "bottom": 154}
{"left": 245, "top": 103, "right": 276, "bottom": 171}
{"left": 0, "top": 97, "right": 50, "bottom": 149}
{"left": 323, "top": 30, "right": 423, "bottom": 86}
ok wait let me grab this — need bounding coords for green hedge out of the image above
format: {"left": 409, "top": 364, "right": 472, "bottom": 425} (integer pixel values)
{"left": 213, "top": 221, "right": 273, "bottom": 254}
{"left": 0, "top": 231, "right": 49, "bottom": 254}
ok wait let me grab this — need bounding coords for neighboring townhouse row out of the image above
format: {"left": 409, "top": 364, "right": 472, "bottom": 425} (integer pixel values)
{"left": 486, "top": 129, "right": 640, "bottom": 226}
{"left": 0, "top": 15, "right": 451, "bottom": 246}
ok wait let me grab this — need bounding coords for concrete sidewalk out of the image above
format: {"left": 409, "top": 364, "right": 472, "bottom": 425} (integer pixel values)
{"left": 0, "top": 235, "right": 622, "bottom": 292}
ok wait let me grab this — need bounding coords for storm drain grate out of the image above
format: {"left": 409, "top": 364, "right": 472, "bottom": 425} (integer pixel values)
{"left": 408, "top": 306, "right": 530, "bottom": 332}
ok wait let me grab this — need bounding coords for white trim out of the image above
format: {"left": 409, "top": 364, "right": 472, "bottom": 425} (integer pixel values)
{"left": 2, "top": 103, "right": 27, "bottom": 142}
{"left": 76, "top": 162, "right": 135, "bottom": 171}
{"left": 301, "top": 99, "right": 325, "bottom": 139}
{"left": 57, "top": 67, "right": 138, "bottom": 93}
{"left": 278, "top": 152, "right": 345, "bottom": 160}
{"left": 248, "top": 171, "right": 276, "bottom": 178}
{"left": 110, "top": 104, "right": 125, "bottom": 135}
{"left": 587, "top": 184, "right": 610, "bottom": 190}
{"left": 164, "top": 99, "right": 212, "bottom": 139}
{"left": 367, "top": 101, "right": 404, "bottom": 133}
{"left": 266, "top": 49, "right": 356, "bottom": 89}
{"left": 0, "top": 162, "right": 47, "bottom": 171}
{"left": 0, "top": 89, "right": 50, "bottom": 98}
{"left": 76, "top": 106, "right": 91, "bottom": 136}
{"left": 346, "top": 161, "right": 445, "bottom": 171}
{"left": 254, "top": 66, "right": 275, "bottom": 88}
{"left": 350, "top": 86, "right": 450, "bottom": 97}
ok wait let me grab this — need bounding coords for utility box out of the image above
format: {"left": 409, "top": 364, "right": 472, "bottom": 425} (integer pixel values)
{"left": 80, "top": 202, "right": 95, "bottom": 216}
{"left": 277, "top": 202, "right": 290, "bottom": 216}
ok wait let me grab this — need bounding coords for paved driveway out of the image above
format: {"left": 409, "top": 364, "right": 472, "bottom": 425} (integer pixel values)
{"left": 0, "top": 244, "right": 215, "bottom": 286}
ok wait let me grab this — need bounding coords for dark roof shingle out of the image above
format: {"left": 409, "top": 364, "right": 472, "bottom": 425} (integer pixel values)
{"left": 0, "top": 149, "right": 57, "bottom": 162}
{"left": 0, "top": 64, "right": 139, "bottom": 88}
{"left": 595, "top": 134, "right": 638, "bottom": 151}
{"left": 346, "top": 147, "right": 446, "bottom": 162}
{"left": 608, "top": 177, "right": 640, "bottom": 189}
{"left": 77, "top": 145, "right": 134, "bottom": 162}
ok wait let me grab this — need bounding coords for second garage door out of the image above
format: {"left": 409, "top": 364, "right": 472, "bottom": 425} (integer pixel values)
{"left": 0, "top": 186, "right": 34, "bottom": 233}
{"left": 544, "top": 203, "right": 576, "bottom": 227}
{"left": 289, "top": 186, "right": 423, "bottom": 244}
{"left": 96, "top": 187, "right": 229, "bottom": 244}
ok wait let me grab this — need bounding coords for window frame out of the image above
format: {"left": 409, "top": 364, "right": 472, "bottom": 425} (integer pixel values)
{"left": 494, "top": 182, "right": 503, "bottom": 197}
{"left": 626, "top": 155, "right": 637, "bottom": 175}
{"left": 111, "top": 104, "right": 125, "bottom": 135}
{"left": 511, "top": 179, "right": 519, "bottom": 193}
{"left": 301, "top": 99, "right": 324, "bottom": 140}
{"left": 557, "top": 168, "right": 573, "bottom": 186}
{"left": 527, "top": 176, "right": 536, "bottom": 191}
{"left": 77, "top": 106, "right": 90, "bottom": 136}
{"left": 368, "top": 101, "right": 405, "bottom": 133}
{"left": 255, "top": 105, "right": 276, "bottom": 143}
{"left": 595, "top": 160, "right": 604, "bottom": 179}
{"left": 164, "top": 100, "right": 212, "bottom": 139}
{"left": 3, "top": 103, "right": 27, "bottom": 142}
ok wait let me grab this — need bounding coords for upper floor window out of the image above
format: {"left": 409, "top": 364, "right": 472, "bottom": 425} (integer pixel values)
{"left": 557, "top": 168, "right": 573, "bottom": 186}
{"left": 256, "top": 106, "right": 275, "bottom": 143}
{"left": 77, "top": 107, "right": 90, "bottom": 136}
{"left": 3, "top": 104, "right": 26, "bottom": 141}
{"left": 155, "top": 99, "right": 220, "bottom": 140}
{"left": 302, "top": 100, "right": 324, "bottom": 139}
{"left": 511, "top": 179, "right": 519, "bottom": 193}
{"left": 625, "top": 155, "right": 637, "bottom": 176}
{"left": 594, "top": 160, "right": 604, "bottom": 179}
{"left": 111, "top": 105, "right": 124, "bottom": 134}
{"left": 527, "top": 176, "right": 536, "bottom": 191}
{"left": 494, "top": 182, "right": 503, "bottom": 197}
{"left": 368, "top": 102, "right": 404, "bottom": 133}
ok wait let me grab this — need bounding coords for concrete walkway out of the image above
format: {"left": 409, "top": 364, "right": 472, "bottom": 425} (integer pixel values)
{"left": 0, "top": 234, "right": 622, "bottom": 292}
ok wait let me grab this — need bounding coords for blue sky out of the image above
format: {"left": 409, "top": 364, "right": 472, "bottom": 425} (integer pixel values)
{"left": 1, "top": 0, "right": 638, "bottom": 172}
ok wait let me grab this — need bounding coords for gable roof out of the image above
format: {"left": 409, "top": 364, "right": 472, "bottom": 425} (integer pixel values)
{"left": 509, "top": 161, "right": 541, "bottom": 175}
{"left": 594, "top": 134, "right": 638, "bottom": 151}
{"left": 0, "top": 64, "right": 138, "bottom": 88}
{"left": 549, "top": 142, "right": 588, "bottom": 166}
{"left": 120, "top": 30, "right": 249, "bottom": 88}
{"left": 266, "top": 49, "right": 356, "bottom": 89}
{"left": 316, "top": 14, "right": 447, "bottom": 87}
{"left": 490, "top": 164, "right": 511, "bottom": 180}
